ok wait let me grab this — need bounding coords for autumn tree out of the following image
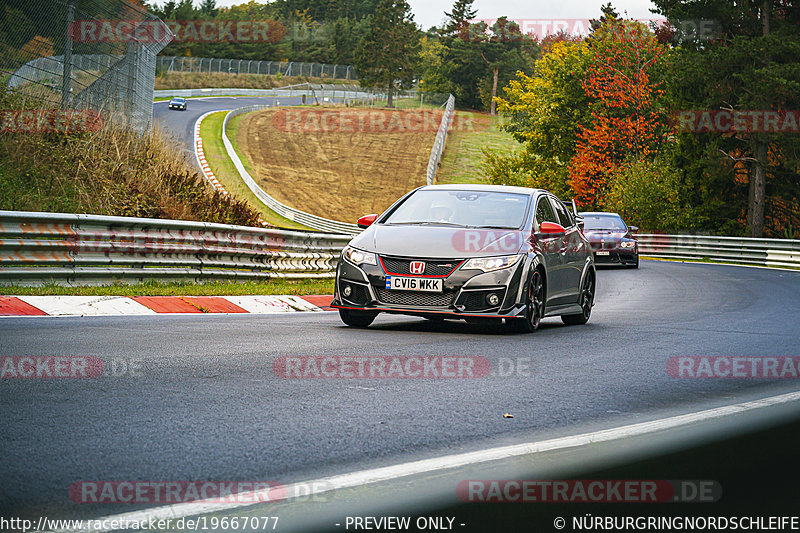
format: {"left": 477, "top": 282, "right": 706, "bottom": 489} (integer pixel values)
{"left": 652, "top": 0, "right": 800, "bottom": 237}
{"left": 486, "top": 40, "right": 592, "bottom": 197}
{"left": 568, "top": 18, "right": 670, "bottom": 208}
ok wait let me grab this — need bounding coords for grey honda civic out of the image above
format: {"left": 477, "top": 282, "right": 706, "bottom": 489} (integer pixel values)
{"left": 331, "top": 184, "right": 596, "bottom": 332}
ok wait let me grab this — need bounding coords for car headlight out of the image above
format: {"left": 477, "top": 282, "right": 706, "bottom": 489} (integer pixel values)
{"left": 461, "top": 255, "right": 521, "bottom": 272}
{"left": 343, "top": 246, "right": 377, "bottom": 266}
{"left": 620, "top": 241, "right": 636, "bottom": 249}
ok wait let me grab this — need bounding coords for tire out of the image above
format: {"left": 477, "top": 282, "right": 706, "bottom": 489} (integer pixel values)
{"left": 338, "top": 309, "right": 377, "bottom": 328}
{"left": 562, "top": 271, "right": 594, "bottom": 325}
{"left": 627, "top": 255, "right": 639, "bottom": 269}
{"left": 510, "top": 269, "right": 545, "bottom": 333}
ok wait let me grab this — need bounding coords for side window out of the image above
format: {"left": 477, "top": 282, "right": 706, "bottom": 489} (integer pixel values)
{"left": 535, "top": 197, "right": 557, "bottom": 227}
{"left": 550, "top": 198, "right": 574, "bottom": 228}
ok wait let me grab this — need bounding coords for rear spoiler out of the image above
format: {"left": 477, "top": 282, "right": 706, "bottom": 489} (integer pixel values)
{"left": 560, "top": 198, "right": 580, "bottom": 218}
{"left": 560, "top": 198, "right": 583, "bottom": 228}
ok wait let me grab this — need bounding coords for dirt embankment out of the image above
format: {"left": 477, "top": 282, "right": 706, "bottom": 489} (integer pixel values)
{"left": 236, "top": 107, "right": 440, "bottom": 222}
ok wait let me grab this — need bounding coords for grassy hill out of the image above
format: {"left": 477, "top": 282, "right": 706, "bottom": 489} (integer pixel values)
{"left": 234, "top": 106, "right": 439, "bottom": 223}
{"left": 0, "top": 93, "right": 261, "bottom": 226}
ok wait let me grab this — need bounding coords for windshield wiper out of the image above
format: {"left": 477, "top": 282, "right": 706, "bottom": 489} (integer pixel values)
{"left": 470, "top": 225, "right": 518, "bottom": 230}
{"left": 387, "top": 221, "right": 464, "bottom": 227}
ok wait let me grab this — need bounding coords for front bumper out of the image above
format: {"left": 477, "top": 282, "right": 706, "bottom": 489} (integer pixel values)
{"left": 593, "top": 249, "right": 638, "bottom": 265}
{"left": 331, "top": 255, "right": 528, "bottom": 319}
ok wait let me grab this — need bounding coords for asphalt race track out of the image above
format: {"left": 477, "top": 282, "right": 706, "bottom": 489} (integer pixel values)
{"left": 152, "top": 95, "right": 305, "bottom": 156}
{"left": 2, "top": 260, "right": 800, "bottom": 519}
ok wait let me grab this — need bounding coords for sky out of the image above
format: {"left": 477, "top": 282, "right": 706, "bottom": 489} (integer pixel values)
{"left": 209, "top": 0, "right": 659, "bottom": 31}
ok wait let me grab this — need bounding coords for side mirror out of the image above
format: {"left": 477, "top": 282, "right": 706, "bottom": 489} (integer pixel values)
{"left": 629, "top": 226, "right": 639, "bottom": 233}
{"left": 538, "top": 221, "right": 566, "bottom": 237}
{"left": 357, "top": 214, "right": 378, "bottom": 229}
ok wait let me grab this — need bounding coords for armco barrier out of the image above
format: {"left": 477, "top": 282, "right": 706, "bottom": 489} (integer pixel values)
{"left": 637, "top": 233, "right": 800, "bottom": 268}
{"left": 427, "top": 94, "right": 455, "bottom": 185}
{"left": 221, "top": 105, "right": 362, "bottom": 234}
{"left": 154, "top": 84, "right": 374, "bottom": 101}
{"left": 0, "top": 211, "right": 351, "bottom": 286}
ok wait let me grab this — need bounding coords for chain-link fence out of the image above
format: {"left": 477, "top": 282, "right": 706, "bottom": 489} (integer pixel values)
{"left": 1, "top": 0, "right": 172, "bottom": 134}
{"left": 156, "top": 56, "right": 356, "bottom": 81}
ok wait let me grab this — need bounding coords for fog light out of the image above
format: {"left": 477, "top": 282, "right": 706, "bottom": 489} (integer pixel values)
{"left": 486, "top": 293, "right": 500, "bottom": 306}
{"left": 342, "top": 285, "right": 352, "bottom": 297}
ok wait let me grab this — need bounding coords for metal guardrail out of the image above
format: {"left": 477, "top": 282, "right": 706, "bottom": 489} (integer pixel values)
{"left": 427, "top": 95, "right": 456, "bottom": 185}
{"left": 221, "top": 105, "right": 362, "bottom": 234}
{"left": 1, "top": 212, "right": 797, "bottom": 286}
{"left": 154, "top": 84, "right": 367, "bottom": 100}
{"left": 157, "top": 56, "right": 356, "bottom": 80}
{"left": 637, "top": 233, "right": 800, "bottom": 268}
{"left": 0, "top": 211, "right": 352, "bottom": 286}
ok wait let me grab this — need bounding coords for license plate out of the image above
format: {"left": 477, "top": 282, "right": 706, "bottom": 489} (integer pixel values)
{"left": 596, "top": 251, "right": 610, "bottom": 256}
{"left": 385, "top": 276, "right": 443, "bottom": 292}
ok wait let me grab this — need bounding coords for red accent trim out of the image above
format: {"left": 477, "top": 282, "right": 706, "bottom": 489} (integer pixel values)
{"left": 357, "top": 214, "right": 378, "bottom": 227}
{"left": 331, "top": 303, "right": 520, "bottom": 319}
{"left": 539, "top": 221, "right": 566, "bottom": 234}
{"left": 379, "top": 257, "right": 464, "bottom": 278}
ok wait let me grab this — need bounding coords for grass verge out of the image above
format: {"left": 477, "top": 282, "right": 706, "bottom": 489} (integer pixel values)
{"left": 0, "top": 279, "right": 335, "bottom": 296}
{"left": 641, "top": 256, "right": 800, "bottom": 271}
{"left": 436, "top": 111, "right": 521, "bottom": 184}
{"left": 0, "top": 91, "right": 262, "bottom": 226}
{"left": 155, "top": 72, "right": 357, "bottom": 91}
{"left": 199, "top": 111, "right": 313, "bottom": 231}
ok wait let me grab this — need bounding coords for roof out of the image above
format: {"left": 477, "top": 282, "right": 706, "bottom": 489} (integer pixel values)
{"left": 419, "top": 184, "right": 540, "bottom": 195}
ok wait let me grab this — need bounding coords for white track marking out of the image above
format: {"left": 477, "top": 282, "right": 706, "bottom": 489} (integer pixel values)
{"left": 16, "top": 296, "right": 155, "bottom": 316}
{"left": 222, "top": 295, "right": 313, "bottom": 313}
{"left": 52, "top": 390, "right": 800, "bottom": 533}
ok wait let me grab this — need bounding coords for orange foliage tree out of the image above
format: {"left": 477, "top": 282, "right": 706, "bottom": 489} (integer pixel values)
{"left": 568, "top": 19, "right": 669, "bottom": 208}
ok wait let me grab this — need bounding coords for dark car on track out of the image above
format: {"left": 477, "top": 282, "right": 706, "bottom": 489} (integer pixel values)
{"left": 331, "top": 184, "right": 596, "bottom": 331}
{"left": 580, "top": 212, "right": 639, "bottom": 268}
{"left": 168, "top": 97, "right": 186, "bottom": 111}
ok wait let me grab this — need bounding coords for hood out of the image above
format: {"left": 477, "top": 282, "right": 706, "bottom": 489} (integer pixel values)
{"left": 348, "top": 224, "right": 525, "bottom": 258}
{"left": 583, "top": 230, "right": 629, "bottom": 242}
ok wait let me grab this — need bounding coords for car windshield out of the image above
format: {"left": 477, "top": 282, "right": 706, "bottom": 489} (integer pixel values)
{"left": 172, "top": 98, "right": 184, "bottom": 103}
{"left": 582, "top": 214, "right": 628, "bottom": 231}
{"left": 383, "top": 189, "right": 530, "bottom": 228}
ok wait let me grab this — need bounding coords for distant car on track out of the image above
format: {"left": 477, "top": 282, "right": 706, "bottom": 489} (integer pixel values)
{"left": 331, "top": 184, "right": 596, "bottom": 331}
{"left": 168, "top": 97, "right": 186, "bottom": 111}
{"left": 580, "top": 212, "right": 639, "bottom": 268}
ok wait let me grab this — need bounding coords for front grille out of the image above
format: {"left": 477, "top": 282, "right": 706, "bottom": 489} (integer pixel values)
{"left": 380, "top": 257, "right": 462, "bottom": 277}
{"left": 376, "top": 288, "right": 455, "bottom": 307}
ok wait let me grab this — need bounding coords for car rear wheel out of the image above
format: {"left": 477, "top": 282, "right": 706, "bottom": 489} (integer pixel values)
{"left": 510, "top": 270, "right": 544, "bottom": 333}
{"left": 562, "top": 272, "right": 594, "bottom": 325}
{"left": 338, "top": 309, "right": 377, "bottom": 328}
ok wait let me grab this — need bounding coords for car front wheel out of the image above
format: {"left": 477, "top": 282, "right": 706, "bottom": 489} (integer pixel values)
{"left": 562, "top": 272, "right": 594, "bottom": 325}
{"left": 510, "top": 270, "right": 544, "bottom": 333}
{"left": 339, "top": 308, "right": 377, "bottom": 328}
